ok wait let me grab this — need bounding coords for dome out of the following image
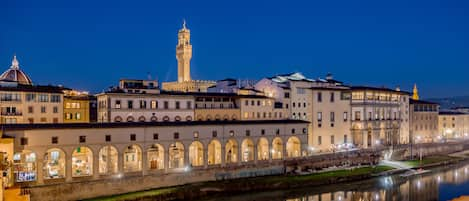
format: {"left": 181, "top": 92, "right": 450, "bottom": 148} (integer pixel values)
{"left": 0, "top": 55, "right": 33, "bottom": 85}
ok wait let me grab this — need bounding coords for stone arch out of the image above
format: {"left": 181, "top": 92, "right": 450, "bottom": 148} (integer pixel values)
{"left": 186, "top": 116, "right": 192, "bottom": 121}
{"left": 43, "top": 148, "right": 66, "bottom": 179}
{"left": 147, "top": 144, "right": 164, "bottom": 170}
{"left": 206, "top": 115, "right": 212, "bottom": 121}
{"left": 114, "top": 116, "right": 123, "bottom": 122}
{"left": 231, "top": 114, "right": 237, "bottom": 121}
{"left": 241, "top": 138, "right": 255, "bottom": 162}
{"left": 138, "top": 116, "right": 146, "bottom": 122}
{"left": 150, "top": 116, "right": 157, "bottom": 122}
{"left": 286, "top": 136, "right": 301, "bottom": 158}
{"left": 257, "top": 137, "right": 269, "bottom": 161}
{"left": 197, "top": 115, "right": 204, "bottom": 121}
{"left": 169, "top": 142, "right": 185, "bottom": 169}
{"left": 174, "top": 116, "right": 182, "bottom": 122}
{"left": 272, "top": 137, "right": 283, "bottom": 160}
{"left": 123, "top": 144, "right": 142, "bottom": 172}
{"left": 207, "top": 139, "right": 222, "bottom": 165}
{"left": 72, "top": 146, "right": 93, "bottom": 177}
{"left": 223, "top": 114, "right": 229, "bottom": 121}
{"left": 214, "top": 114, "right": 221, "bottom": 121}
{"left": 98, "top": 145, "right": 118, "bottom": 175}
{"left": 13, "top": 150, "right": 37, "bottom": 182}
{"left": 225, "top": 138, "right": 238, "bottom": 164}
{"left": 189, "top": 141, "right": 204, "bottom": 166}
{"left": 163, "top": 116, "right": 170, "bottom": 122}
{"left": 126, "top": 116, "right": 135, "bottom": 122}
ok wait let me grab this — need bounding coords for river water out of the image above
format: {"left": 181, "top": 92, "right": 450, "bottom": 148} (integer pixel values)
{"left": 199, "top": 162, "right": 469, "bottom": 201}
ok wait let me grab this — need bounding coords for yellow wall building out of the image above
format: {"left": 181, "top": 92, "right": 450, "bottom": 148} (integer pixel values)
{"left": 63, "top": 95, "right": 91, "bottom": 123}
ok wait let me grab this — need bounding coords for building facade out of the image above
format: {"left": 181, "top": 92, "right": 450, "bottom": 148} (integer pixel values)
{"left": 438, "top": 111, "right": 469, "bottom": 140}
{"left": 409, "top": 99, "right": 439, "bottom": 143}
{"left": 350, "top": 86, "right": 410, "bottom": 148}
{"left": 6, "top": 120, "right": 308, "bottom": 185}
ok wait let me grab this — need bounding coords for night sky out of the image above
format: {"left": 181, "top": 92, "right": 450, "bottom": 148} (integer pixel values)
{"left": 1, "top": 0, "right": 469, "bottom": 98}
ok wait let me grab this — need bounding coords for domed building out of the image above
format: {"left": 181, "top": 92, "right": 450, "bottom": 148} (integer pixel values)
{"left": 0, "top": 55, "right": 33, "bottom": 85}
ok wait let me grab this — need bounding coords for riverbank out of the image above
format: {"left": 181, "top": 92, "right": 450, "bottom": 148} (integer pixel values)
{"left": 85, "top": 150, "right": 469, "bottom": 201}
{"left": 85, "top": 165, "right": 394, "bottom": 201}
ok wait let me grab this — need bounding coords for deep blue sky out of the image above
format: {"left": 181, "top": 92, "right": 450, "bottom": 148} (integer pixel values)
{"left": 1, "top": 0, "right": 469, "bottom": 98}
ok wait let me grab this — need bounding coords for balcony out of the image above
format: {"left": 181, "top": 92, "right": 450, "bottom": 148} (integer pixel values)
{"left": 1, "top": 112, "right": 22, "bottom": 116}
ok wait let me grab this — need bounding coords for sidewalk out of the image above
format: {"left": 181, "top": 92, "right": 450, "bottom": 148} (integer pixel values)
{"left": 4, "top": 187, "right": 28, "bottom": 201}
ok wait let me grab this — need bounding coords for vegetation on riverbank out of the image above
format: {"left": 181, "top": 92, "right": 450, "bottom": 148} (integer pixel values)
{"left": 85, "top": 165, "right": 393, "bottom": 201}
{"left": 401, "top": 155, "right": 458, "bottom": 168}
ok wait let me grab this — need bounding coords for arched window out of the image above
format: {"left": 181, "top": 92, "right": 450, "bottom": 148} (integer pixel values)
{"left": 150, "top": 116, "right": 157, "bottom": 122}
{"left": 43, "top": 148, "right": 66, "bottom": 179}
{"left": 13, "top": 150, "right": 36, "bottom": 182}
{"left": 138, "top": 116, "right": 146, "bottom": 122}
{"left": 257, "top": 137, "right": 269, "bottom": 161}
{"left": 127, "top": 116, "right": 135, "bottom": 122}
{"left": 114, "top": 116, "right": 123, "bottom": 122}
{"left": 286, "top": 136, "right": 301, "bottom": 158}
{"left": 241, "top": 138, "right": 254, "bottom": 162}
{"left": 72, "top": 146, "right": 93, "bottom": 177}
{"left": 225, "top": 139, "right": 238, "bottom": 164}
{"left": 207, "top": 140, "right": 222, "bottom": 165}
{"left": 189, "top": 141, "right": 204, "bottom": 166}
{"left": 214, "top": 115, "right": 221, "bottom": 121}
{"left": 169, "top": 142, "right": 184, "bottom": 169}
{"left": 206, "top": 115, "right": 212, "bottom": 121}
{"left": 123, "top": 145, "right": 142, "bottom": 172}
{"left": 272, "top": 137, "right": 283, "bottom": 160}
{"left": 163, "top": 116, "right": 170, "bottom": 122}
{"left": 99, "top": 146, "right": 118, "bottom": 175}
{"left": 148, "top": 144, "right": 164, "bottom": 170}
{"left": 186, "top": 116, "right": 192, "bottom": 121}
{"left": 223, "top": 115, "right": 229, "bottom": 121}
{"left": 174, "top": 116, "right": 181, "bottom": 122}
{"left": 231, "top": 115, "right": 237, "bottom": 121}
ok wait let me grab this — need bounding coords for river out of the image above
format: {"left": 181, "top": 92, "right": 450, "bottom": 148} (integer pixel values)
{"left": 199, "top": 162, "right": 469, "bottom": 201}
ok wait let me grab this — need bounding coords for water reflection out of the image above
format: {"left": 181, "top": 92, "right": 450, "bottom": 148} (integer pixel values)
{"left": 201, "top": 163, "right": 469, "bottom": 201}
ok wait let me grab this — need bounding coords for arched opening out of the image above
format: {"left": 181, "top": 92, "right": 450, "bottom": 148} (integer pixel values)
{"left": 286, "top": 136, "right": 301, "bottom": 158}
{"left": 223, "top": 114, "right": 229, "bottom": 121}
{"left": 206, "top": 115, "right": 212, "bottom": 121}
{"left": 99, "top": 145, "right": 118, "bottom": 175}
{"left": 186, "top": 116, "right": 192, "bottom": 121}
{"left": 138, "top": 116, "right": 146, "bottom": 122}
{"left": 43, "top": 148, "right": 66, "bottom": 179}
{"left": 123, "top": 145, "right": 142, "bottom": 172}
{"left": 13, "top": 150, "right": 36, "bottom": 182}
{"left": 169, "top": 142, "right": 184, "bottom": 169}
{"left": 231, "top": 114, "right": 237, "bottom": 120}
{"left": 207, "top": 140, "right": 221, "bottom": 165}
{"left": 257, "top": 137, "right": 269, "bottom": 161}
{"left": 163, "top": 116, "right": 170, "bottom": 122}
{"left": 272, "top": 137, "right": 283, "bottom": 160}
{"left": 225, "top": 139, "right": 238, "bottom": 164}
{"left": 197, "top": 115, "right": 203, "bottom": 121}
{"left": 174, "top": 116, "right": 181, "bottom": 122}
{"left": 72, "top": 146, "right": 93, "bottom": 177}
{"left": 215, "top": 114, "right": 221, "bottom": 121}
{"left": 150, "top": 116, "right": 157, "bottom": 122}
{"left": 241, "top": 138, "right": 255, "bottom": 162}
{"left": 127, "top": 116, "right": 135, "bottom": 122}
{"left": 189, "top": 141, "right": 204, "bottom": 166}
{"left": 114, "top": 116, "right": 123, "bottom": 122}
{"left": 147, "top": 144, "right": 164, "bottom": 170}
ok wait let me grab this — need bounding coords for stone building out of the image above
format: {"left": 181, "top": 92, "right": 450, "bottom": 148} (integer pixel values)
{"left": 0, "top": 56, "right": 65, "bottom": 124}
{"left": 162, "top": 21, "right": 215, "bottom": 92}
{"left": 438, "top": 111, "right": 469, "bottom": 140}
{"left": 409, "top": 99, "right": 439, "bottom": 143}
{"left": 6, "top": 120, "right": 308, "bottom": 185}
{"left": 255, "top": 72, "right": 352, "bottom": 152}
{"left": 350, "top": 86, "right": 410, "bottom": 148}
